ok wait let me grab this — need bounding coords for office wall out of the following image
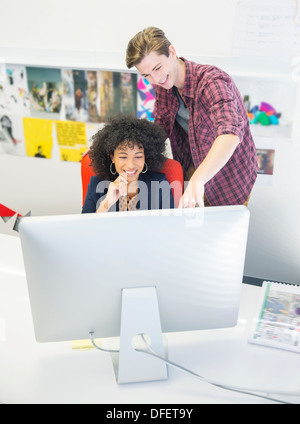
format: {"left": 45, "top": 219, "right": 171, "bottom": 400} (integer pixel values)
{"left": 1, "top": 0, "right": 300, "bottom": 284}
{"left": 0, "top": 0, "right": 237, "bottom": 58}
{"left": 0, "top": 0, "right": 238, "bottom": 216}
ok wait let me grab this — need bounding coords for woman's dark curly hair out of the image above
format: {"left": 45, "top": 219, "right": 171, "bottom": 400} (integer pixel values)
{"left": 88, "top": 115, "right": 168, "bottom": 181}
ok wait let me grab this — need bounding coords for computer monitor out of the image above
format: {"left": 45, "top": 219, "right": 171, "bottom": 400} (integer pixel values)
{"left": 19, "top": 205, "right": 250, "bottom": 384}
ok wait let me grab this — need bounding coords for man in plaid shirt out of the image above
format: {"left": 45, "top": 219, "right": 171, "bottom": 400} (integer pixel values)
{"left": 126, "top": 27, "right": 258, "bottom": 207}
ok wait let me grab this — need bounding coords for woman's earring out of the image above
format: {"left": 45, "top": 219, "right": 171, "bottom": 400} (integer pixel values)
{"left": 110, "top": 162, "right": 117, "bottom": 175}
{"left": 141, "top": 163, "right": 148, "bottom": 174}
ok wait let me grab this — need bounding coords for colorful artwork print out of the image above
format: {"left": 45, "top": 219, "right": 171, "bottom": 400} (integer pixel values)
{"left": 137, "top": 77, "right": 155, "bottom": 121}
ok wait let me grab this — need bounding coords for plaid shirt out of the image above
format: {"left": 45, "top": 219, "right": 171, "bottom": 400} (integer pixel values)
{"left": 154, "top": 58, "right": 258, "bottom": 206}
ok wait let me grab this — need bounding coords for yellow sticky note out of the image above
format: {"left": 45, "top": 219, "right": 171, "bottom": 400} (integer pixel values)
{"left": 55, "top": 120, "right": 88, "bottom": 162}
{"left": 55, "top": 120, "right": 87, "bottom": 147}
{"left": 23, "top": 117, "right": 53, "bottom": 158}
{"left": 72, "top": 338, "right": 102, "bottom": 350}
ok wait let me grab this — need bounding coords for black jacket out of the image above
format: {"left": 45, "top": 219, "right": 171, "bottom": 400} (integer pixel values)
{"left": 82, "top": 171, "right": 175, "bottom": 213}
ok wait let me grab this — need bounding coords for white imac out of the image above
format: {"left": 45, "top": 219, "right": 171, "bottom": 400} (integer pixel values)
{"left": 19, "top": 205, "right": 250, "bottom": 384}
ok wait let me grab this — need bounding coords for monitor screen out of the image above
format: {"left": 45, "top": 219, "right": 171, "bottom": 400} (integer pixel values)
{"left": 19, "top": 205, "right": 250, "bottom": 383}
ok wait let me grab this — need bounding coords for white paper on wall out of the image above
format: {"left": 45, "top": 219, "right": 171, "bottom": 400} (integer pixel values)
{"left": 233, "top": 0, "right": 300, "bottom": 59}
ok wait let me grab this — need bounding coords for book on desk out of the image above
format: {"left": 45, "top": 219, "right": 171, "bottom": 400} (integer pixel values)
{"left": 248, "top": 281, "right": 300, "bottom": 353}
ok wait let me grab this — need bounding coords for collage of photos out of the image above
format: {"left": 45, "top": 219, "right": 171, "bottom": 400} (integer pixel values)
{"left": 0, "top": 64, "right": 143, "bottom": 162}
{"left": 0, "top": 63, "right": 278, "bottom": 178}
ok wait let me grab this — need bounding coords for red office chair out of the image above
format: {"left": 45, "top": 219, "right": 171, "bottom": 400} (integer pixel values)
{"left": 81, "top": 152, "right": 184, "bottom": 208}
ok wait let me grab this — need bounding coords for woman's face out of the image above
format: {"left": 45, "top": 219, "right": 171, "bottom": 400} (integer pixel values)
{"left": 111, "top": 142, "right": 145, "bottom": 183}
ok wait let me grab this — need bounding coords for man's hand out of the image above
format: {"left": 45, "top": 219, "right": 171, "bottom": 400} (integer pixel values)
{"left": 178, "top": 134, "right": 240, "bottom": 208}
{"left": 178, "top": 178, "right": 205, "bottom": 208}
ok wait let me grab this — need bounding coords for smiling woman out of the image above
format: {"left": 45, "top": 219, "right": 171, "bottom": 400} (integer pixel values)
{"left": 82, "top": 115, "right": 175, "bottom": 213}
{"left": 112, "top": 143, "right": 145, "bottom": 184}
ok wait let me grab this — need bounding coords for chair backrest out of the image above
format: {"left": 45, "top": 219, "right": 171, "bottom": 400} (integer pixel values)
{"left": 81, "top": 153, "right": 184, "bottom": 208}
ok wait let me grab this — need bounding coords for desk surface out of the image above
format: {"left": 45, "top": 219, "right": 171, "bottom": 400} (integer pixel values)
{"left": 0, "top": 233, "right": 299, "bottom": 404}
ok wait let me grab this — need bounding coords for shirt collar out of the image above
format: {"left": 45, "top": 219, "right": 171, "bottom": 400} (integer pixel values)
{"left": 178, "top": 57, "right": 195, "bottom": 99}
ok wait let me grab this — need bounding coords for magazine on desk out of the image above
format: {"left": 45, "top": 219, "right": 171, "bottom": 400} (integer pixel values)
{"left": 248, "top": 281, "right": 300, "bottom": 353}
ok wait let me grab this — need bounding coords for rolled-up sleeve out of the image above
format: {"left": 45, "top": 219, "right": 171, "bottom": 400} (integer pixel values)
{"left": 201, "top": 73, "right": 246, "bottom": 141}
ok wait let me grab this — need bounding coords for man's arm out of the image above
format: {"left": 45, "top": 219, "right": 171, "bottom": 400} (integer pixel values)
{"left": 178, "top": 134, "right": 240, "bottom": 208}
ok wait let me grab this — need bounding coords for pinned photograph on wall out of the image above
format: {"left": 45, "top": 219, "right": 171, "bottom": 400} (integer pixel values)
{"left": 63, "top": 69, "right": 101, "bottom": 123}
{"left": 0, "top": 114, "right": 25, "bottom": 156}
{"left": 256, "top": 147, "right": 275, "bottom": 186}
{"left": 26, "top": 67, "right": 62, "bottom": 119}
{"left": 54, "top": 120, "right": 88, "bottom": 162}
{"left": 86, "top": 71, "right": 101, "bottom": 123}
{"left": 72, "top": 69, "right": 91, "bottom": 122}
{"left": 63, "top": 69, "right": 87, "bottom": 122}
{"left": 0, "top": 65, "right": 30, "bottom": 156}
{"left": 257, "top": 148, "right": 275, "bottom": 175}
{"left": 98, "top": 71, "right": 116, "bottom": 121}
{"left": 23, "top": 117, "right": 54, "bottom": 159}
{"left": 137, "top": 76, "right": 155, "bottom": 121}
{"left": 119, "top": 72, "right": 137, "bottom": 116}
{"left": 61, "top": 69, "right": 75, "bottom": 122}
{"left": 0, "top": 64, "right": 30, "bottom": 116}
{"left": 98, "top": 71, "right": 137, "bottom": 121}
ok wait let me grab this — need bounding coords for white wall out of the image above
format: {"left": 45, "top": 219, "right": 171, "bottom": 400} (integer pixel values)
{"left": 1, "top": 0, "right": 300, "bottom": 284}
{"left": 0, "top": 0, "right": 238, "bottom": 58}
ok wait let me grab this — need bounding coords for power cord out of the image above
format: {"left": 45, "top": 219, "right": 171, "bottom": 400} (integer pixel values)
{"left": 89, "top": 331, "right": 119, "bottom": 353}
{"left": 134, "top": 333, "right": 300, "bottom": 405}
{"left": 89, "top": 331, "right": 300, "bottom": 404}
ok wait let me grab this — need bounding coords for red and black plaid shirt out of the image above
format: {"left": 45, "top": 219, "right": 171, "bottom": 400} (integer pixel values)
{"left": 154, "top": 58, "right": 258, "bottom": 206}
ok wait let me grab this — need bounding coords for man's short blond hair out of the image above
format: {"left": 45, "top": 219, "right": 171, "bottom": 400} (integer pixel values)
{"left": 126, "top": 27, "right": 171, "bottom": 69}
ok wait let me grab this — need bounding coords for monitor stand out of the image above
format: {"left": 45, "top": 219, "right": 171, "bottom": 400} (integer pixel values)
{"left": 111, "top": 286, "right": 168, "bottom": 384}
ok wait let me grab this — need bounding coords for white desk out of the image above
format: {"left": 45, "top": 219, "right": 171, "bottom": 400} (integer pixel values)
{"left": 0, "top": 233, "right": 299, "bottom": 405}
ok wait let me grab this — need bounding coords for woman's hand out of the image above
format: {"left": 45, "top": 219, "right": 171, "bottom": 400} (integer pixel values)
{"left": 96, "top": 173, "right": 127, "bottom": 213}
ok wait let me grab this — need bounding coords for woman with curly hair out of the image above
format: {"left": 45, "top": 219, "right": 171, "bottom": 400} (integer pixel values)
{"left": 82, "top": 115, "right": 175, "bottom": 213}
